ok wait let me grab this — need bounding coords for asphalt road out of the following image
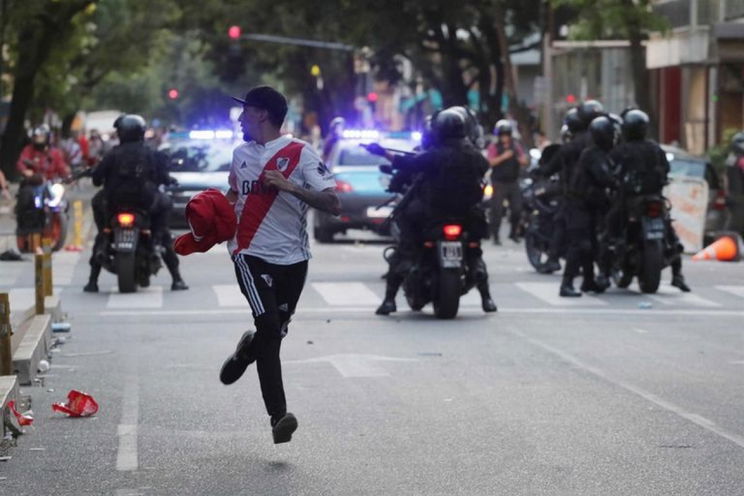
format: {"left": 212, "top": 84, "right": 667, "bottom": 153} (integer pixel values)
{"left": 1, "top": 223, "right": 744, "bottom": 495}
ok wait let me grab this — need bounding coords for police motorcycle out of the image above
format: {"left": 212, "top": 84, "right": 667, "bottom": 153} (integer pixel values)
{"left": 15, "top": 163, "right": 69, "bottom": 253}
{"left": 377, "top": 162, "right": 483, "bottom": 319}
{"left": 520, "top": 144, "right": 564, "bottom": 272}
{"left": 608, "top": 190, "right": 669, "bottom": 294}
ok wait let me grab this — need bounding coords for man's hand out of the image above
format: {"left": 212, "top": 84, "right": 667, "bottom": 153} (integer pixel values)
{"left": 21, "top": 169, "right": 34, "bottom": 178}
{"left": 263, "top": 170, "right": 297, "bottom": 193}
{"left": 501, "top": 149, "right": 514, "bottom": 159}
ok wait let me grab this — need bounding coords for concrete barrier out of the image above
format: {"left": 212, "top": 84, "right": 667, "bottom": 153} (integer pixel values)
{"left": 13, "top": 314, "right": 51, "bottom": 385}
{"left": 0, "top": 374, "right": 20, "bottom": 437}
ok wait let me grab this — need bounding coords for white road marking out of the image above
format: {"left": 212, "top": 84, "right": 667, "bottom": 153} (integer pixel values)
{"left": 511, "top": 329, "right": 744, "bottom": 450}
{"left": 312, "top": 282, "right": 380, "bottom": 306}
{"left": 286, "top": 353, "right": 418, "bottom": 378}
{"left": 716, "top": 285, "right": 744, "bottom": 299}
{"left": 634, "top": 328, "right": 648, "bottom": 334}
{"left": 649, "top": 287, "right": 721, "bottom": 308}
{"left": 107, "top": 286, "right": 163, "bottom": 309}
{"left": 212, "top": 284, "right": 245, "bottom": 307}
{"left": 91, "top": 307, "right": 744, "bottom": 318}
{"left": 117, "top": 361, "right": 140, "bottom": 472}
{"left": 515, "top": 282, "right": 608, "bottom": 306}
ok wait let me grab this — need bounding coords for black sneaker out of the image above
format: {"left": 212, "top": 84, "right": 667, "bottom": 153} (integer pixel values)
{"left": 271, "top": 412, "right": 298, "bottom": 444}
{"left": 219, "top": 331, "right": 255, "bottom": 385}
{"left": 171, "top": 279, "right": 189, "bottom": 291}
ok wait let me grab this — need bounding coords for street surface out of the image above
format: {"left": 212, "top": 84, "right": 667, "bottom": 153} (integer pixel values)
{"left": 2, "top": 214, "right": 744, "bottom": 495}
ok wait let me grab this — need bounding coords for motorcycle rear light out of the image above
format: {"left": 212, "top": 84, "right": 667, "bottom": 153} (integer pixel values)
{"left": 468, "top": 242, "right": 480, "bottom": 248}
{"left": 443, "top": 224, "right": 463, "bottom": 240}
{"left": 335, "top": 180, "right": 353, "bottom": 193}
{"left": 340, "top": 216, "right": 350, "bottom": 222}
{"left": 423, "top": 241, "right": 435, "bottom": 248}
{"left": 117, "top": 213, "right": 135, "bottom": 227}
{"left": 646, "top": 202, "right": 663, "bottom": 218}
{"left": 713, "top": 191, "right": 727, "bottom": 211}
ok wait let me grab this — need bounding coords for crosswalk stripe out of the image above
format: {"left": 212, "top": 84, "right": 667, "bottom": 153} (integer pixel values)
{"left": 514, "top": 282, "right": 608, "bottom": 306}
{"left": 213, "top": 284, "right": 246, "bottom": 307}
{"left": 648, "top": 287, "right": 721, "bottom": 308}
{"left": 312, "top": 282, "right": 381, "bottom": 306}
{"left": 715, "top": 285, "right": 744, "bottom": 299}
{"left": 106, "top": 286, "right": 163, "bottom": 309}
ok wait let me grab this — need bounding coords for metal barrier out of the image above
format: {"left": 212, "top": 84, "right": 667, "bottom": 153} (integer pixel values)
{"left": 0, "top": 293, "right": 11, "bottom": 375}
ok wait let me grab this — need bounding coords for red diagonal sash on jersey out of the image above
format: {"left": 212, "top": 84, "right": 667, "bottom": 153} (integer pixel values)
{"left": 233, "top": 141, "right": 304, "bottom": 255}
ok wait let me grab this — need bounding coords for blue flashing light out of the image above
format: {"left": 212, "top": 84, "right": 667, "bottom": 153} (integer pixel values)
{"left": 411, "top": 131, "right": 423, "bottom": 142}
{"left": 188, "top": 130, "right": 234, "bottom": 140}
{"left": 342, "top": 129, "right": 380, "bottom": 139}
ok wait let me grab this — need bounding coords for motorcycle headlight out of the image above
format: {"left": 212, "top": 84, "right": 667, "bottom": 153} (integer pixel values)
{"left": 48, "top": 183, "right": 65, "bottom": 208}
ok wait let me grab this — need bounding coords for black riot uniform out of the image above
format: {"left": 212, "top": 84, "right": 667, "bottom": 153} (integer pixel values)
{"left": 607, "top": 109, "right": 690, "bottom": 292}
{"left": 84, "top": 115, "right": 187, "bottom": 292}
{"left": 539, "top": 111, "right": 591, "bottom": 272}
{"left": 560, "top": 115, "right": 616, "bottom": 297}
{"left": 374, "top": 108, "right": 497, "bottom": 315}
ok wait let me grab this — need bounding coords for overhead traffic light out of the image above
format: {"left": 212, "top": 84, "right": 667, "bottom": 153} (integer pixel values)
{"left": 228, "top": 25, "right": 241, "bottom": 40}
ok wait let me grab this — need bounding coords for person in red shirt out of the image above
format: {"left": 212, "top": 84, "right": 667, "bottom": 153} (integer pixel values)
{"left": 16, "top": 126, "right": 70, "bottom": 181}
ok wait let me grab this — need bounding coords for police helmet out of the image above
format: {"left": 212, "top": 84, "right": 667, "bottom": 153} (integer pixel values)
{"left": 494, "top": 119, "right": 513, "bottom": 136}
{"left": 329, "top": 116, "right": 345, "bottom": 132}
{"left": 731, "top": 131, "right": 744, "bottom": 155}
{"left": 431, "top": 108, "right": 467, "bottom": 141}
{"left": 577, "top": 100, "right": 604, "bottom": 127}
{"left": 563, "top": 108, "right": 584, "bottom": 134}
{"left": 451, "top": 106, "right": 485, "bottom": 148}
{"left": 116, "top": 114, "right": 147, "bottom": 143}
{"left": 31, "top": 125, "right": 51, "bottom": 147}
{"left": 589, "top": 116, "right": 617, "bottom": 151}
{"left": 560, "top": 124, "right": 572, "bottom": 143}
{"left": 621, "top": 109, "right": 649, "bottom": 141}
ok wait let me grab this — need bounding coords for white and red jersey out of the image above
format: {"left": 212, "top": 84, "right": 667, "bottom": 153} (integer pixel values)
{"left": 227, "top": 135, "right": 336, "bottom": 264}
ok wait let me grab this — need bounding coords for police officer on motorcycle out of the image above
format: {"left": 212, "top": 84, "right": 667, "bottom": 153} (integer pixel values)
{"left": 559, "top": 115, "right": 617, "bottom": 296}
{"left": 607, "top": 109, "right": 690, "bottom": 292}
{"left": 373, "top": 108, "right": 497, "bottom": 315}
{"left": 84, "top": 114, "right": 188, "bottom": 292}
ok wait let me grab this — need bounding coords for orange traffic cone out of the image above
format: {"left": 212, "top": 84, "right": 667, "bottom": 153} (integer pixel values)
{"left": 692, "top": 233, "right": 742, "bottom": 262}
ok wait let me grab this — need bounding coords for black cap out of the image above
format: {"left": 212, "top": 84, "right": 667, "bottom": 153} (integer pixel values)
{"left": 232, "top": 85, "right": 288, "bottom": 127}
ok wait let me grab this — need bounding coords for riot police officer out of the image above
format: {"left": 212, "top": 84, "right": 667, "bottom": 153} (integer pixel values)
{"left": 560, "top": 115, "right": 616, "bottom": 297}
{"left": 373, "top": 108, "right": 497, "bottom": 314}
{"left": 84, "top": 115, "right": 188, "bottom": 292}
{"left": 608, "top": 109, "right": 690, "bottom": 292}
{"left": 539, "top": 102, "right": 603, "bottom": 272}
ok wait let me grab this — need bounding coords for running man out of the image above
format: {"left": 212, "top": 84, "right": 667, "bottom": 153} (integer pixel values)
{"left": 219, "top": 86, "right": 340, "bottom": 444}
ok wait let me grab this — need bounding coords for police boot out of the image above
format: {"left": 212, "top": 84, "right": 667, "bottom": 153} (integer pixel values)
{"left": 83, "top": 265, "right": 101, "bottom": 293}
{"left": 560, "top": 277, "right": 581, "bottom": 297}
{"left": 541, "top": 257, "right": 561, "bottom": 274}
{"left": 477, "top": 282, "right": 498, "bottom": 313}
{"left": 376, "top": 277, "right": 401, "bottom": 315}
{"left": 595, "top": 273, "right": 611, "bottom": 292}
{"left": 580, "top": 279, "right": 607, "bottom": 294}
{"left": 671, "top": 274, "right": 691, "bottom": 293}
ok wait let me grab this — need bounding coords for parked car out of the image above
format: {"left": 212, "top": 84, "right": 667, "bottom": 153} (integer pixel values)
{"left": 313, "top": 130, "right": 420, "bottom": 243}
{"left": 160, "top": 131, "right": 234, "bottom": 228}
{"left": 662, "top": 144, "right": 727, "bottom": 243}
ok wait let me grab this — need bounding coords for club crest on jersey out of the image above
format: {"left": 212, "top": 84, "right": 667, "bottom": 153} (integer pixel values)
{"left": 276, "top": 157, "right": 290, "bottom": 171}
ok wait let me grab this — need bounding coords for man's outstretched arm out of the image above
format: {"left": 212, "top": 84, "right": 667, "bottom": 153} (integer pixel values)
{"left": 263, "top": 170, "right": 340, "bottom": 215}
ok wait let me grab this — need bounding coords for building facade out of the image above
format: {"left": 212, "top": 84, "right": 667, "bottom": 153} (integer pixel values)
{"left": 648, "top": 0, "right": 744, "bottom": 154}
